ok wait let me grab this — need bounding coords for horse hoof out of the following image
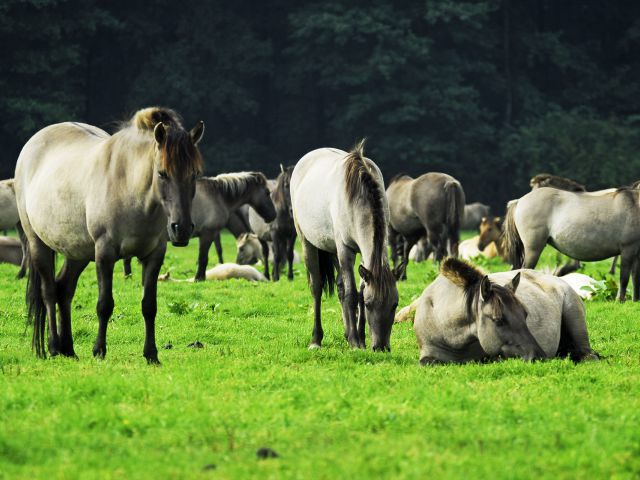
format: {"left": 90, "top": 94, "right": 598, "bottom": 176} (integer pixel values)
{"left": 146, "top": 356, "right": 161, "bottom": 366}
{"left": 308, "top": 343, "right": 321, "bottom": 350}
{"left": 92, "top": 346, "right": 106, "bottom": 359}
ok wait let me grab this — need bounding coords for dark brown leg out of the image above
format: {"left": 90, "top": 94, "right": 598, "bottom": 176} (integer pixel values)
{"left": 195, "top": 230, "right": 214, "bottom": 282}
{"left": 260, "top": 239, "right": 271, "bottom": 280}
{"left": 93, "top": 248, "right": 115, "bottom": 359}
{"left": 140, "top": 241, "right": 166, "bottom": 364}
{"left": 56, "top": 259, "right": 89, "bottom": 357}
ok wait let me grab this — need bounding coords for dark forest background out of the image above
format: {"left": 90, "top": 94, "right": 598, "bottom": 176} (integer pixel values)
{"left": 1, "top": 0, "right": 639, "bottom": 210}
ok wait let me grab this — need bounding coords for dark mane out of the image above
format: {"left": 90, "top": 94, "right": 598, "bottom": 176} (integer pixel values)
{"left": 344, "top": 139, "right": 394, "bottom": 294}
{"left": 530, "top": 173, "right": 586, "bottom": 192}
{"left": 202, "top": 171, "right": 268, "bottom": 200}
{"left": 124, "top": 107, "right": 203, "bottom": 179}
{"left": 388, "top": 173, "right": 412, "bottom": 185}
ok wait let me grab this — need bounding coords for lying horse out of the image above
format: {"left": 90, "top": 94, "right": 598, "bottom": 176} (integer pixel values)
{"left": 159, "top": 263, "right": 266, "bottom": 282}
{"left": 414, "top": 258, "right": 598, "bottom": 364}
{"left": 505, "top": 187, "right": 640, "bottom": 301}
{"left": 15, "top": 107, "right": 204, "bottom": 362}
{"left": 249, "top": 166, "right": 297, "bottom": 281}
{"left": 387, "top": 173, "right": 465, "bottom": 278}
{"left": 291, "top": 141, "right": 404, "bottom": 351}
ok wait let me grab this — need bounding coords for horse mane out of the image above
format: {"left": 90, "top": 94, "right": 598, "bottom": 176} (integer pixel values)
{"left": 441, "top": 257, "right": 518, "bottom": 321}
{"left": 344, "top": 139, "right": 394, "bottom": 294}
{"left": 388, "top": 173, "right": 412, "bottom": 186}
{"left": 203, "top": 171, "right": 268, "bottom": 200}
{"left": 121, "top": 107, "right": 202, "bottom": 179}
{"left": 272, "top": 165, "right": 294, "bottom": 211}
{"left": 530, "top": 173, "right": 586, "bottom": 192}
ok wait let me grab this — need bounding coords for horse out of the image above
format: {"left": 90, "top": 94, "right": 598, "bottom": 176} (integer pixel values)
{"left": 0, "top": 179, "right": 19, "bottom": 232}
{"left": 291, "top": 141, "right": 404, "bottom": 351}
{"left": 0, "top": 236, "right": 23, "bottom": 266}
{"left": 191, "top": 172, "right": 276, "bottom": 281}
{"left": 235, "top": 232, "right": 300, "bottom": 266}
{"left": 249, "top": 166, "right": 297, "bottom": 281}
{"left": 414, "top": 258, "right": 599, "bottom": 364}
{"left": 159, "top": 263, "right": 266, "bottom": 282}
{"left": 504, "top": 186, "right": 640, "bottom": 301}
{"left": 15, "top": 107, "right": 204, "bottom": 363}
{"left": 386, "top": 173, "right": 465, "bottom": 278}
{"left": 461, "top": 202, "right": 491, "bottom": 230}
{"left": 530, "top": 173, "right": 586, "bottom": 192}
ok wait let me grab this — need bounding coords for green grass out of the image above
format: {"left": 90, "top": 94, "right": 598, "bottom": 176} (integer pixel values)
{"left": 1, "top": 231, "right": 639, "bottom": 479}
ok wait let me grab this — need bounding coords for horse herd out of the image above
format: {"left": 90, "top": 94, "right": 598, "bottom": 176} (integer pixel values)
{"left": 6, "top": 106, "right": 635, "bottom": 365}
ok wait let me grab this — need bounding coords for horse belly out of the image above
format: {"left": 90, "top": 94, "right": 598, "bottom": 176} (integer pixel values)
{"left": 549, "top": 223, "right": 620, "bottom": 261}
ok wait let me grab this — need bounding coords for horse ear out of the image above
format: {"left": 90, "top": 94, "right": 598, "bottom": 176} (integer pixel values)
{"left": 154, "top": 122, "right": 166, "bottom": 145}
{"left": 508, "top": 272, "right": 521, "bottom": 293}
{"left": 358, "top": 264, "right": 372, "bottom": 284}
{"left": 479, "top": 275, "right": 493, "bottom": 301}
{"left": 190, "top": 121, "right": 205, "bottom": 145}
{"left": 393, "top": 261, "right": 406, "bottom": 281}
{"left": 280, "top": 163, "right": 285, "bottom": 174}
{"left": 481, "top": 216, "right": 487, "bottom": 223}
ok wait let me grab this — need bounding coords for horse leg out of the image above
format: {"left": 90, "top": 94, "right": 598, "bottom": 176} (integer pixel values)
{"left": 123, "top": 257, "right": 132, "bottom": 277}
{"left": 272, "top": 231, "right": 283, "bottom": 282}
{"left": 16, "top": 222, "right": 27, "bottom": 279}
{"left": 56, "top": 259, "right": 89, "bottom": 357}
{"left": 259, "top": 239, "right": 271, "bottom": 280}
{"left": 93, "top": 246, "right": 115, "bottom": 359}
{"left": 30, "top": 239, "right": 59, "bottom": 355}
{"left": 401, "top": 234, "right": 419, "bottom": 280}
{"left": 213, "top": 230, "right": 224, "bottom": 264}
{"left": 609, "top": 256, "right": 618, "bottom": 275}
{"left": 301, "top": 236, "right": 323, "bottom": 348}
{"left": 139, "top": 241, "right": 166, "bottom": 364}
{"left": 617, "top": 251, "right": 633, "bottom": 302}
{"left": 337, "top": 245, "right": 359, "bottom": 348}
{"left": 357, "top": 282, "right": 366, "bottom": 348}
{"left": 388, "top": 228, "right": 399, "bottom": 269}
{"left": 286, "top": 233, "right": 296, "bottom": 281}
{"left": 632, "top": 256, "right": 640, "bottom": 302}
{"left": 195, "top": 229, "right": 214, "bottom": 282}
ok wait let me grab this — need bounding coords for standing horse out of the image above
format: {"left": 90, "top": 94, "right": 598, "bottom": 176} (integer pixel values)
{"left": 291, "top": 142, "right": 404, "bottom": 351}
{"left": 15, "top": 107, "right": 204, "bottom": 363}
{"left": 461, "top": 202, "right": 491, "bottom": 230}
{"left": 387, "top": 173, "right": 465, "bottom": 278}
{"left": 505, "top": 186, "right": 640, "bottom": 301}
{"left": 249, "top": 166, "right": 297, "bottom": 281}
{"left": 191, "top": 172, "right": 276, "bottom": 281}
{"left": 414, "top": 258, "right": 598, "bottom": 364}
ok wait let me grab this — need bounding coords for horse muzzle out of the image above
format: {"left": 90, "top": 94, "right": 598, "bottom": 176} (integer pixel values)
{"left": 168, "top": 222, "right": 194, "bottom": 247}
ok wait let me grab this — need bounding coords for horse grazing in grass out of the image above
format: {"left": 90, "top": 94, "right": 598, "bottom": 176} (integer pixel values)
{"left": 505, "top": 186, "right": 640, "bottom": 302}
{"left": 414, "top": 258, "right": 598, "bottom": 364}
{"left": 191, "top": 172, "right": 276, "bottom": 281}
{"left": 291, "top": 141, "right": 404, "bottom": 351}
{"left": 387, "top": 173, "right": 465, "bottom": 279}
{"left": 249, "top": 166, "right": 297, "bottom": 281}
{"left": 530, "top": 173, "right": 586, "bottom": 192}
{"left": 461, "top": 202, "right": 491, "bottom": 230}
{"left": 15, "top": 107, "right": 204, "bottom": 363}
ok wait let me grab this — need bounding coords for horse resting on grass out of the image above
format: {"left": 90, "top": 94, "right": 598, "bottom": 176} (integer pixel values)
{"left": 291, "top": 141, "right": 405, "bottom": 351}
{"left": 413, "top": 258, "right": 599, "bottom": 364}
{"left": 15, "top": 107, "right": 204, "bottom": 363}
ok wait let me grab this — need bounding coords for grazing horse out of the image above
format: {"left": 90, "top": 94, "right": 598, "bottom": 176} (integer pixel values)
{"left": 461, "top": 202, "right": 491, "bottom": 230}
{"left": 414, "top": 258, "right": 598, "bottom": 364}
{"left": 191, "top": 172, "right": 276, "bottom": 281}
{"left": 15, "top": 107, "right": 204, "bottom": 363}
{"left": 249, "top": 166, "right": 297, "bottom": 281}
{"left": 291, "top": 142, "right": 404, "bottom": 351}
{"left": 530, "top": 173, "right": 586, "bottom": 192}
{"left": 505, "top": 187, "right": 640, "bottom": 301}
{"left": 387, "top": 173, "right": 465, "bottom": 278}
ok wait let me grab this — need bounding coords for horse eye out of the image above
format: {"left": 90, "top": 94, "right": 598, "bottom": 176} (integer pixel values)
{"left": 158, "top": 171, "right": 168, "bottom": 179}
{"left": 494, "top": 317, "right": 506, "bottom": 327}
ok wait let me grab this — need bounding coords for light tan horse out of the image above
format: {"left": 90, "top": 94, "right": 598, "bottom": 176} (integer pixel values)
{"left": 15, "top": 107, "right": 204, "bottom": 363}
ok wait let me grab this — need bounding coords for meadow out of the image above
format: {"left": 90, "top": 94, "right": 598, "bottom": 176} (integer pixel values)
{"left": 1, "top": 231, "right": 639, "bottom": 479}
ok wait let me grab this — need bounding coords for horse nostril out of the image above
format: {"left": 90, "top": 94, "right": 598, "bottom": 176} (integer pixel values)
{"left": 171, "top": 223, "right": 179, "bottom": 234}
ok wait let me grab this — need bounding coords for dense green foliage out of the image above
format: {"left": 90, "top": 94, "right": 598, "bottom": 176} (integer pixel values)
{"left": 2, "top": 1, "right": 640, "bottom": 208}
{"left": 1, "top": 232, "right": 639, "bottom": 478}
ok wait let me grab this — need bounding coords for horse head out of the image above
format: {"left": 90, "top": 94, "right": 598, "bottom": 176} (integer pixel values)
{"left": 235, "top": 233, "right": 261, "bottom": 265}
{"left": 474, "top": 273, "right": 545, "bottom": 361}
{"left": 358, "top": 262, "right": 405, "bottom": 351}
{"left": 246, "top": 173, "right": 276, "bottom": 223}
{"left": 477, "top": 216, "right": 502, "bottom": 251}
{"left": 273, "top": 166, "right": 294, "bottom": 220}
{"left": 152, "top": 119, "right": 204, "bottom": 246}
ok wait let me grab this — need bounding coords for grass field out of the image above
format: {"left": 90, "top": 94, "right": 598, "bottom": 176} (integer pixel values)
{"left": 1, "top": 231, "right": 639, "bottom": 479}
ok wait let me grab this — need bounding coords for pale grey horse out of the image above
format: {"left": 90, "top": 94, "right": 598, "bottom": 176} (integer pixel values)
{"left": 414, "top": 258, "right": 598, "bottom": 364}
{"left": 504, "top": 187, "right": 640, "bottom": 302}
{"left": 15, "top": 107, "right": 204, "bottom": 363}
{"left": 291, "top": 141, "right": 404, "bottom": 351}
{"left": 387, "top": 173, "right": 465, "bottom": 279}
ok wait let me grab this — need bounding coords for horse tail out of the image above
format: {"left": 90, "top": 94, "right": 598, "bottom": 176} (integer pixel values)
{"left": 503, "top": 201, "right": 524, "bottom": 269}
{"left": 444, "top": 180, "right": 464, "bottom": 256}
{"left": 317, "top": 249, "right": 336, "bottom": 296}
{"left": 25, "top": 241, "right": 48, "bottom": 358}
